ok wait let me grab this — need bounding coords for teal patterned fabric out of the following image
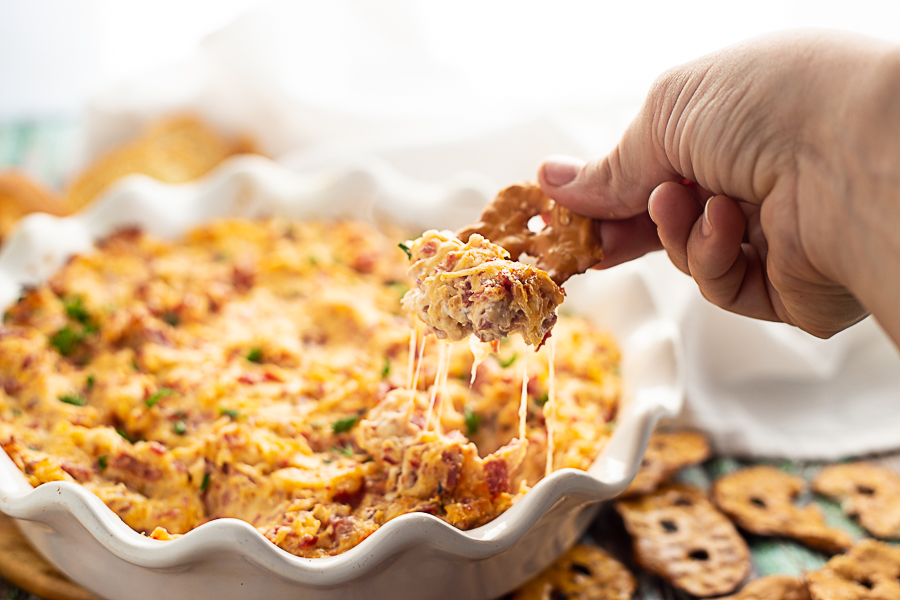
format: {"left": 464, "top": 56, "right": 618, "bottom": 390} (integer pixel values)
{"left": 585, "top": 457, "right": 899, "bottom": 600}
{"left": 0, "top": 119, "right": 82, "bottom": 188}
{"left": 0, "top": 119, "right": 78, "bottom": 600}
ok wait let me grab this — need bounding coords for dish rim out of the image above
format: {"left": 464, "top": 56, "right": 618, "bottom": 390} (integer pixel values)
{"left": 0, "top": 155, "right": 684, "bottom": 586}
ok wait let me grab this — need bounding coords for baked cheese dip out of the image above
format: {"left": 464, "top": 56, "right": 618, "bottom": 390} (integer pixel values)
{"left": 401, "top": 230, "right": 564, "bottom": 347}
{"left": 0, "top": 218, "right": 620, "bottom": 557}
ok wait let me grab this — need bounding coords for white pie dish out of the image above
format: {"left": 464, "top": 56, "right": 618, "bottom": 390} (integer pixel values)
{"left": 0, "top": 155, "right": 682, "bottom": 600}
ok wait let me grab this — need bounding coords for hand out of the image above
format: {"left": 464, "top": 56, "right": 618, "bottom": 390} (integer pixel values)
{"left": 538, "top": 30, "right": 900, "bottom": 341}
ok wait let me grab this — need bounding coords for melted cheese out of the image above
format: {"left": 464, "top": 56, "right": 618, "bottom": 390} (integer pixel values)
{"left": 545, "top": 336, "right": 556, "bottom": 478}
{"left": 519, "top": 351, "right": 529, "bottom": 442}
{"left": 402, "top": 231, "right": 564, "bottom": 346}
{"left": 411, "top": 333, "right": 427, "bottom": 392}
{"left": 0, "top": 218, "right": 621, "bottom": 559}
{"left": 407, "top": 326, "right": 418, "bottom": 390}
{"left": 425, "top": 341, "right": 449, "bottom": 432}
{"left": 468, "top": 336, "right": 491, "bottom": 386}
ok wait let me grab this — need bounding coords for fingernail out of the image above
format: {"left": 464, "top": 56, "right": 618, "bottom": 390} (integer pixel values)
{"left": 542, "top": 155, "right": 586, "bottom": 187}
{"left": 700, "top": 199, "right": 713, "bottom": 237}
{"left": 647, "top": 194, "right": 659, "bottom": 224}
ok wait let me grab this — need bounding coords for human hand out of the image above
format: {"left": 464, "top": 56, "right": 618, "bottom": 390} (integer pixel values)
{"left": 538, "top": 30, "right": 900, "bottom": 340}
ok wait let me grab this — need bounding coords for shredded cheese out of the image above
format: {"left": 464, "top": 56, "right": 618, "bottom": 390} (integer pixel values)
{"left": 468, "top": 335, "right": 491, "bottom": 386}
{"left": 436, "top": 343, "right": 453, "bottom": 433}
{"left": 425, "top": 341, "right": 449, "bottom": 431}
{"left": 519, "top": 351, "right": 529, "bottom": 442}
{"left": 406, "top": 326, "right": 418, "bottom": 390}
{"left": 411, "top": 332, "right": 427, "bottom": 392}
{"left": 545, "top": 336, "right": 557, "bottom": 478}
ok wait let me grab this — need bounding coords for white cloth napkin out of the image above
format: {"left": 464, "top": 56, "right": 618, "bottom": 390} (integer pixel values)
{"left": 80, "top": 2, "right": 900, "bottom": 460}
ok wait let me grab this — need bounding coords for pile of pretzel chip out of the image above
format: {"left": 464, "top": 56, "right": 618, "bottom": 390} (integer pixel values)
{"left": 0, "top": 115, "right": 257, "bottom": 243}
{"left": 510, "top": 429, "right": 900, "bottom": 600}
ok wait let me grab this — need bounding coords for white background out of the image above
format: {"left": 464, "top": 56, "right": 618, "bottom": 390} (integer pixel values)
{"left": 2, "top": 0, "right": 900, "bottom": 121}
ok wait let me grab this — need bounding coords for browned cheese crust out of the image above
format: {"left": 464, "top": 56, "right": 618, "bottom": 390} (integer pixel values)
{"left": 806, "top": 539, "right": 900, "bottom": 600}
{"left": 813, "top": 462, "right": 900, "bottom": 540}
{"left": 712, "top": 466, "right": 853, "bottom": 554}
{"left": 720, "top": 575, "right": 811, "bottom": 600}
{"left": 0, "top": 219, "right": 620, "bottom": 558}
{"left": 615, "top": 484, "right": 750, "bottom": 597}
{"left": 402, "top": 230, "right": 564, "bottom": 346}
{"left": 512, "top": 543, "right": 635, "bottom": 600}
{"left": 457, "top": 182, "right": 603, "bottom": 286}
{"left": 623, "top": 430, "right": 711, "bottom": 497}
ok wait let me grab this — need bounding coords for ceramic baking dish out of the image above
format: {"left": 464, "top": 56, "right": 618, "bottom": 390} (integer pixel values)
{"left": 0, "top": 155, "right": 682, "bottom": 600}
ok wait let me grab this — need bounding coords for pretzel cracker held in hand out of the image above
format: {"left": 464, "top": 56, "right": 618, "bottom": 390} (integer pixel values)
{"left": 457, "top": 182, "right": 604, "bottom": 285}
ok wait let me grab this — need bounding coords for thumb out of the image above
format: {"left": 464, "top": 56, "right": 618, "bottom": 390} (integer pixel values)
{"left": 537, "top": 77, "right": 694, "bottom": 220}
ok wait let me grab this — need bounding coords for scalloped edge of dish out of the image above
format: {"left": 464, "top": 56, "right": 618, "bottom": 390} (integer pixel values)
{"left": 0, "top": 155, "right": 683, "bottom": 587}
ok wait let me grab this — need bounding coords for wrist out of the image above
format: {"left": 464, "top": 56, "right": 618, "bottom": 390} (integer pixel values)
{"left": 821, "top": 45, "right": 900, "bottom": 338}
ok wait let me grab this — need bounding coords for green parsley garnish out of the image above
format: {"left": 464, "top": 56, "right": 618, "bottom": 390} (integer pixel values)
{"left": 497, "top": 352, "right": 518, "bottom": 368}
{"left": 50, "top": 298, "right": 99, "bottom": 358}
{"left": 97, "top": 456, "right": 108, "bottom": 472}
{"left": 132, "top": 359, "right": 140, "bottom": 371}
{"left": 116, "top": 428, "right": 135, "bottom": 443}
{"left": 50, "top": 327, "right": 79, "bottom": 356}
{"left": 536, "top": 392, "right": 549, "bottom": 406}
{"left": 64, "top": 297, "right": 91, "bottom": 324}
{"left": 219, "top": 408, "right": 240, "bottom": 419}
{"left": 86, "top": 375, "right": 95, "bottom": 390}
{"left": 246, "top": 348, "right": 263, "bottom": 363}
{"left": 332, "top": 444, "right": 354, "bottom": 457}
{"left": 200, "top": 472, "right": 210, "bottom": 491}
{"left": 380, "top": 356, "right": 391, "bottom": 379}
{"left": 173, "top": 420, "right": 187, "bottom": 435}
{"left": 59, "top": 394, "right": 86, "bottom": 407}
{"left": 332, "top": 415, "right": 359, "bottom": 434}
{"left": 397, "top": 243, "right": 412, "bottom": 260}
{"left": 464, "top": 406, "right": 481, "bottom": 436}
{"left": 162, "top": 311, "right": 180, "bottom": 327}
{"left": 146, "top": 388, "right": 175, "bottom": 408}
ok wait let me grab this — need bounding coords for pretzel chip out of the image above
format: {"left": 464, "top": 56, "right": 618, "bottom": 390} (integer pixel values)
{"left": 720, "top": 575, "right": 811, "bottom": 600}
{"left": 0, "top": 171, "right": 67, "bottom": 242}
{"left": 806, "top": 539, "right": 900, "bottom": 600}
{"left": 457, "top": 182, "right": 603, "bottom": 285}
{"left": 712, "top": 466, "right": 853, "bottom": 554}
{"left": 615, "top": 484, "right": 750, "bottom": 597}
{"left": 813, "top": 462, "right": 900, "bottom": 540}
{"left": 66, "top": 115, "right": 257, "bottom": 211}
{"left": 512, "top": 544, "right": 636, "bottom": 600}
{"left": 623, "top": 430, "right": 711, "bottom": 497}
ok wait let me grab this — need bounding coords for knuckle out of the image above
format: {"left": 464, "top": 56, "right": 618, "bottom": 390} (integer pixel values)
{"left": 586, "top": 152, "right": 632, "bottom": 216}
